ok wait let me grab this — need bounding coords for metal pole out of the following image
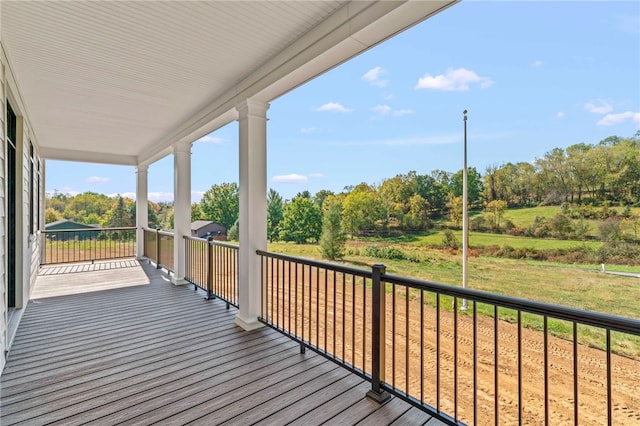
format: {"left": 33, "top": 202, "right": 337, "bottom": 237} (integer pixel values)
{"left": 461, "top": 110, "right": 469, "bottom": 311}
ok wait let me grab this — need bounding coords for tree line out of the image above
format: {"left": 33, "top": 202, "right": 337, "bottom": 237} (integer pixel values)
{"left": 46, "top": 192, "right": 173, "bottom": 229}
{"left": 46, "top": 134, "right": 638, "bottom": 251}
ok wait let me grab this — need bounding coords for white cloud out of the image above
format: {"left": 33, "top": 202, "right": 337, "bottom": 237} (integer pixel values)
{"left": 584, "top": 99, "right": 614, "bottom": 114}
{"left": 86, "top": 176, "right": 110, "bottom": 183}
{"left": 316, "top": 102, "right": 353, "bottom": 113}
{"left": 597, "top": 111, "right": 640, "bottom": 126}
{"left": 301, "top": 127, "right": 316, "bottom": 134}
{"left": 371, "top": 105, "right": 392, "bottom": 115}
{"left": 362, "top": 66, "right": 388, "bottom": 88}
{"left": 393, "top": 109, "right": 414, "bottom": 117}
{"left": 416, "top": 68, "right": 494, "bottom": 91}
{"left": 148, "top": 192, "right": 174, "bottom": 203}
{"left": 531, "top": 60, "right": 543, "bottom": 68}
{"left": 557, "top": 112, "right": 565, "bottom": 119}
{"left": 197, "top": 135, "right": 224, "bottom": 144}
{"left": 272, "top": 174, "right": 308, "bottom": 183}
{"left": 384, "top": 94, "right": 396, "bottom": 100}
{"left": 371, "top": 105, "right": 413, "bottom": 117}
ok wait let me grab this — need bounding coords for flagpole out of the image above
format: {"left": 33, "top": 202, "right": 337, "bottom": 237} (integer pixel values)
{"left": 461, "top": 110, "right": 469, "bottom": 311}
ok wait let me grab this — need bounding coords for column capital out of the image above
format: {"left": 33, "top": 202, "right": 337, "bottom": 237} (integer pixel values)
{"left": 172, "top": 139, "right": 192, "bottom": 154}
{"left": 236, "top": 99, "right": 270, "bottom": 120}
{"left": 136, "top": 164, "right": 149, "bottom": 173}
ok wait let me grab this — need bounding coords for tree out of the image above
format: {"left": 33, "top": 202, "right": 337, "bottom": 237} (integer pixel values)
{"left": 319, "top": 197, "right": 346, "bottom": 260}
{"left": 279, "top": 195, "right": 322, "bottom": 243}
{"left": 267, "top": 189, "right": 284, "bottom": 242}
{"left": 341, "top": 183, "right": 383, "bottom": 236}
{"left": 404, "top": 194, "right": 430, "bottom": 230}
{"left": 105, "top": 195, "right": 128, "bottom": 227}
{"left": 599, "top": 217, "right": 623, "bottom": 244}
{"left": 200, "top": 182, "right": 239, "bottom": 230}
{"left": 450, "top": 167, "right": 483, "bottom": 206}
{"left": 45, "top": 207, "right": 62, "bottom": 223}
{"left": 191, "top": 203, "right": 203, "bottom": 222}
{"left": 448, "top": 196, "right": 463, "bottom": 228}
{"left": 313, "top": 189, "right": 334, "bottom": 211}
{"left": 625, "top": 215, "right": 640, "bottom": 242}
{"left": 485, "top": 199, "right": 507, "bottom": 231}
{"left": 228, "top": 218, "right": 239, "bottom": 241}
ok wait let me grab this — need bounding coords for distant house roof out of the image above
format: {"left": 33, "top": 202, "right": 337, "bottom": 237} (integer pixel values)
{"left": 191, "top": 220, "right": 225, "bottom": 231}
{"left": 45, "top": 219, "right": 99, "bottom": 230}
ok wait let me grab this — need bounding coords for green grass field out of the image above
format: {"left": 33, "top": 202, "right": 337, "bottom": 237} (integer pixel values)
{"left": 365, "top": 230, "right": 603, "bottom": 250}
{"left": 439, "top": 205, "right": 640, "bottom": 239}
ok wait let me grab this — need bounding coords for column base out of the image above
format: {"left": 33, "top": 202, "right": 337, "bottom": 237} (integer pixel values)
{"left": 235, "top": 314, "right": 264, "bottom": 331}
{"left": 171, "top": 277, "right": 189, "bottom": 286}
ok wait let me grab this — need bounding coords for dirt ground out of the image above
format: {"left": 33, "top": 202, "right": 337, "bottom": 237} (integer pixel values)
{"left": 264, "top": 270, "right": 640, "bottom": 425}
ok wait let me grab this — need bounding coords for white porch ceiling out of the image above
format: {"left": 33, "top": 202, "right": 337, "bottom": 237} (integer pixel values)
{"left": 1, "top": 1, "right": 457, "bottom": 166}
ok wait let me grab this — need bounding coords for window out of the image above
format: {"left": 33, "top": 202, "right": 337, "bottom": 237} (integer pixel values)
{"left": 30, "top": 143, "right": 35, "bottom": 235}
{"left": 29, "top": 143, "right": 41, "bottom": 234}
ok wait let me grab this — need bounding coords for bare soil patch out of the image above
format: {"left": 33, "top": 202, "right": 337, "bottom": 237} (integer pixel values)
{"left": 264, "top": 269, "right": 640, "bottom": 425}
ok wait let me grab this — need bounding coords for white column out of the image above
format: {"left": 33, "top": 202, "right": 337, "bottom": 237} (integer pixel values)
{"left": 172, "top": 140, "right": 191, "bottom": 285}
{"left": 135, "top": 164, "right": 149, "bottom": 259}
{"left": 236, "top": 99, "right": 269, "bottom": 330}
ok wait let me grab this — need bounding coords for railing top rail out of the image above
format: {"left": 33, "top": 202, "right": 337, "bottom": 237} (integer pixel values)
{"left": 42, "top": 226, "right": 136, "bottom": 233}
{"left": 384, "top": 272, "right": 640, "bottom": 336}
{"left": 184, "top": 235, "right": 239, "bottom": 249}
{"left": 141, "top": 227, "right": 174, "bottom": 236}
{"left": 256, "top": 249, "right": 372, "bottom": 278}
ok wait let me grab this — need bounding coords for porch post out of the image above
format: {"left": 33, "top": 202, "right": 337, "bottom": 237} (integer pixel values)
{"left": 172, "top": 140, "right": 191, "bottom": 285}
{"left": 235, "top": 98, "right": 269, "bottom": 330}
{"left": 135, "top": 164, "right": 148, "bottom": 259}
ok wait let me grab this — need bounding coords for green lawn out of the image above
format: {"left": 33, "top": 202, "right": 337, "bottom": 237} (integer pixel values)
{"left": 363, "top": 229, "right": 602, "bottom": 250}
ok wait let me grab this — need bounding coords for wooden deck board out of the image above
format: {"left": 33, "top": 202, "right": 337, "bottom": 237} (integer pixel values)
{"left": 1, "top": 259, "right": 435, "bottom": 426}
{"left": 390, "top": 407, "right": 436, "bottom": 425}
{"left": 358, "top": 397, "right": 413, "bottom": 425}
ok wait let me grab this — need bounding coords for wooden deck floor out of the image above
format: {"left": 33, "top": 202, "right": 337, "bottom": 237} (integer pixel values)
{"left": 1, "top": 260, "right": 443, "bottom": 425}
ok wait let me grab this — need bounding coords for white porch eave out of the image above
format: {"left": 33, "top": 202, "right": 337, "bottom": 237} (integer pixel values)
{"left": 1, "top": 1, "right": 457, "bottom": 166}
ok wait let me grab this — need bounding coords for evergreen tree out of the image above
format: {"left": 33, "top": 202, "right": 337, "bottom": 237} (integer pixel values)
{"left": 319, "top": 197, "right": 346, "bottom": 260}
{"left": 267, "top": 189, "right": 284, "bottom": 242}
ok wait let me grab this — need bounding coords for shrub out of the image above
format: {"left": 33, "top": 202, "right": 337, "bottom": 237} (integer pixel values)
{"left": 361, "top": 245, "right": 420, "bottom": 263}
{"left": 548, "top": 213, "right": 575, "bottom": 239}
{"left": 470, "top": 216, "right": 487, "bottom": 232}
{"left": 442, "top": 229, "right": 460, "bottom": 249}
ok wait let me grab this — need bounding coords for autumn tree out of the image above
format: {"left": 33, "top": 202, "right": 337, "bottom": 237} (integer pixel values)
{"left": 342, "top": 183, "right": 383, "bottom": 236}
{"left": 485, "top": 199, "right": 507, "bottom": 231}
{"left": 448, "top": 196, "right": 463, "bottom": 229}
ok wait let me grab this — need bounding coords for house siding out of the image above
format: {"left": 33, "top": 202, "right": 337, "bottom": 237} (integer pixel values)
{"left": 0, "top": 38, "right": 44, "bottom": 373}
{"left": 0, "top": 54, "right": 6, "bottom": 372}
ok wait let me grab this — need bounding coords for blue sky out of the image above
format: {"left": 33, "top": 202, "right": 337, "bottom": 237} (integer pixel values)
{"left": 46, "top": 1, "right": 640, "bottom": 203}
